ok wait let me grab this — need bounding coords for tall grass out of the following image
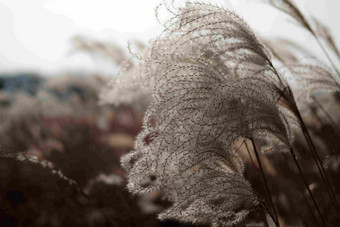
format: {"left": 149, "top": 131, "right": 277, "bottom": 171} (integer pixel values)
{"left": 114, "top": 1, "right": 340, "bottom": 226}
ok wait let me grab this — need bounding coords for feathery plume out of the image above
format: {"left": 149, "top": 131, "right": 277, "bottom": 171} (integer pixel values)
{"left": 99, "top": 60, "right": 153, "bottom": 107}
{"left": 311, "top": 17, "right": 340, "bottom": 61}
{"left": 265, "top": 39, "right": 340, "bottom": 107}
{"left": 259, "top": 0, "right": 312, "bottom": 31}
{"left": 121, "top": 3, "right": 298, "bottom": 226}
{"left": 288, "top": 59, "right": 340, "bottom": 105}
{"left": 259, "top": 0, "right": 340, "bottom": 79}
{"left": 71, "top": 35, "right": 131, "bottom": 67}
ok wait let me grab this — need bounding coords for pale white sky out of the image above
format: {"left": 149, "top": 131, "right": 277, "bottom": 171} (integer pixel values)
{"left": 0, "top": 0, "right": 338, "bottom": 76}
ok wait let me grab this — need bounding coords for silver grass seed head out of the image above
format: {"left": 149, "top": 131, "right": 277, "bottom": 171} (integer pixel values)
{"left": 121, "top": 1, "right": 298, "bottom": 226}
{"left": 286, "top": 58, "right": 340, "bottom": 107}
{"left": 262, "top": 0, "right": 312, "bottom": 32}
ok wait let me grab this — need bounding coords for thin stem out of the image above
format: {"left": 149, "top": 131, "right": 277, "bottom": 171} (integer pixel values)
{"left": 301, "top": 188, "right": 320, "bottom": 226}
{"left": 245, "top": 141, "right": 275, "bottom": 225}
{"left": 290, "top": 93, "right": 338, "bottom": 210}
{"left": 259, "top": 199, "right": 275, "bottom": 227}
{"left": 250, "top": 138, "right": 279, "bottom": 227}
{"left": 235, "top": 139, "right": 246, "bottom": 152}
{"left": 312, "top": 96, "right": 340, "bottom": 170}
{"left": 289, "top": 148, "right": 327, "bottom": 227}
{"left": 302, "top": 127, "right": 338, "bottom": 209}
{"left": 243, "top": 139, "right": 258, "bottom": 174}
{"left": 312, "top": 96, "right": 340, "bottom": 136}
{"left": 281, "top": 152, "right": 319, "bottom": 226}
{"left": 314, "top": 35, "right": 340, "bottom": 82}
{"left": 264, "top": 41, "right": 337, "bottom": 224}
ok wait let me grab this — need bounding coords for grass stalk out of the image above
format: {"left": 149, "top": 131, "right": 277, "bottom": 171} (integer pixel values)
{"left": 301, "top": 188, "right": 320, "bottom": 226}
{"left": 270, "top": 56, "right": 338, "bottom": 215}
{"left": 281, "top": 152, "right": 320, "bottom": 226}
{"left": 289, "top": 148, "right": 326, "bottom": 227}
{"left": 301, "top": 127, "right": 338, "bottom": 209}
{"left": 312, "top": 96, "right": 340, "bottom": 137}
{"left": 244, "top": 141, "right": 276, "bottom": 226}
{"left": 250, "top": 138, "right": 280, "bottom": 227}
{"left": 243, "top": 139, "right": 258, "bottom": 175}
{"left": 259, "top": 199, "right": 275, "bottom": 227}
{"left": 313, "top": 35, "right": 340, "bottom": 82}
{"left": 285, "top": 87, "right": 339, "bottom": 210}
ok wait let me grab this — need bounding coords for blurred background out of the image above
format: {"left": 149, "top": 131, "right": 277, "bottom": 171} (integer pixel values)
{"left": 0, "top": 0, "right": 339, "bottom": 227}
{"left": 1, "top": 0, "right": 339, "bottom": 75}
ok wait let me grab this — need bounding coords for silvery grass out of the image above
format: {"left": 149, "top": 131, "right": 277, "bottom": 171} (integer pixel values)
{"left": 101, "top": 1, "right": 340, "bottom": 226}
{"left": 259, "top": 0, "right": 340, "bottom": 79}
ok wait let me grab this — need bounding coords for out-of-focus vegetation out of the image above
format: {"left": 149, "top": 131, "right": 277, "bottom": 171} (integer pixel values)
{"left": 1, "top": 1, "right": 340, "bottom": 227}
{"left": 2, "top": 55, "right": 340, "bottom": 227}
{"left": 0, "top": 72, "right": 171, "bottom": 227}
